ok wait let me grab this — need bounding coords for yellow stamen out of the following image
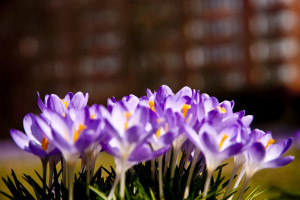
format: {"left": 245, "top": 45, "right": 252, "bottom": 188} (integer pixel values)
{"left": 217, "top": 106, "right": 226, "bottom": 113}
{"left": 156, "top": 128, "right": 161, "bottom": 138}
{"left": 182, "top": 104, "right": 191, "bottom": 118}
{"left": 124, "top": 112, "right": 131, "bottom": 130}
{"left": 157, "top": 118, "right": 162, "bottom": 124}
{"left": 149, "top": 101, "right": 155, "bottom": 112}
{"left": 41, "top": 137, "right": 49, "bottom": 151}
{"left": 73, "top": 124, "right": 87, "bottom": 142}
{"left": 265, "top": 138, "right": 275, "bottom": 149}
{"left": 90, "top": 114, "right": 95, "bottom": 119}
{"left": 62, "top": 113, "right": 66, "bottom": 117}
{"left": 164, "top": 123, "right": 168, "bottom": 133}
{"left": 219, "top": 134, "right": 228, "bottom": 150}
{"left": 61, "top": 99, "right": 69, "bottom": 109}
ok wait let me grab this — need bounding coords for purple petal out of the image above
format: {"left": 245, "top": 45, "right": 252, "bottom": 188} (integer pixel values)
{"left": 47, "top": 94, "right": 65, "bottom": 113}
{"left": 200, "top": 132, "right": 219, "bottom": 154}
{"left": 247, "top": 142, "right": 266, "bottom": 165}
{"left": 28, "top": 141, "right": 48, "bottom": 157}
{"left": 37, "top": 92, "right": 46, "bottom": 112}
{"left": 10, "top": 129, "right": 30, "bottom": 151}
{"left": 23, "top": 113, "right": 44, "bottom": 143}
{"left": 184, "top": 125, "right": 201, "bottom": 149}
{"left": 156, "top": 85, "right": 173, "bottom": 105}
{"left": 220, "top": 143, "right": 243, "bottom": 159}
{"left": 125, "top": 126, "right": 143, "bottom": 143}
{"left": 241, "top": 115, "right": 253, "bottom": 127}
{"left": 261, "top": 156, "right": 295, "bottom": 169}
{"left": 265, "top": 137, "right": 293, "bottom": 161}
{"left": 69, "top": 92, "right": 86, "bottom": 109}
{"left": 175, "top": 86, "right": 192, "bottom": 100}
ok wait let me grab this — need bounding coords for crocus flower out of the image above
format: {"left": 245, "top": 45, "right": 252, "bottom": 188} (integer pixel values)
{"left": 237, "top": 131, "right": 294, "bottom": 200}
{"left": 10, "top": 113, "right": 59, "bottom": 187}
{"left": 37, "top": 91, "right": 89, "bottom": 117}
{"left": 101, "top": 101, "right": 159, "bottom": 199}
{"left": 184, "top": 97, "right": 247, "bottom": 197}
{"left": 36, "top": 107, "right": 102, "bottom": 200}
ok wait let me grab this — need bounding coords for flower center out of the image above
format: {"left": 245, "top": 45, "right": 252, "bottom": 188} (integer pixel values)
{"left": 90, "top": 114, "right": 96, "bottom": 119}
{"left": 41, "top": 136, "right": 49, "bottom": 151}
{"left": 219, "top": 134, "right": 228, "bottom": 150}
{"left": 182, "top": 104, "right": 191, "bottom": 118}
{"left": 217, "top": 106, "right": 226, "bottom": 113}
{"left": 124, "top": 112, "right": 131, "bottom": 130}
{"left": 265, "top": 138, "right": 275, "bottom": 149}
{"left": 73, "top": 124, "right": 87, "bottom": 142}
{"left": 156, "top": 123, "right": 168, "bottom": 138}
{"left": 148, "top": 101, "right": 155, "bottom": 112}
{"left": 61, "top": 99, "right": 69, "bottom": 109}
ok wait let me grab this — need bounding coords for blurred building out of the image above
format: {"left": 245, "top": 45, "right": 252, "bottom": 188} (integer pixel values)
{"left": 1, "top": 0, "right": 300, "bottom": 138}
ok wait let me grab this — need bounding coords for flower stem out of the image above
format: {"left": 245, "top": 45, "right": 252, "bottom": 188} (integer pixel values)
{"left": 203, "top": 170, "right": 212, "bottom": 197}
{"left": 237, "top": 175, "right": 251, "bottom": 200}
{"left": 63, "top": 158, "right": 67, "bottom": 185}
{"left": 184, "top": 149, "right": 200, "bottom": 199}
{"left": 158, "top": 155, "right": 164, "bottom": 199}
{"left": 151, "top": 159, "right": 155, "bottom": 180}
{"left": 86, "top": 153, "right": 91, "bottom": 196}
{"left": 48, "top": 160, "right": 55, "bottom": 187}
{"left": 41, "top": 157, "right": 48, "bottom": 190}
{"left": 228, "top": 167, "right": 245, "bottom": 200}
{"left": 107, "top": 172, "right": 120, "bottom": 200}
{"left": 223, "top": 163, "right": 239, "bottom": 199}
{"left": 67, "top": 161, "right": 76, "bottom": 200}
{"left": 170, "top": 147, "right": 180, "bottom": 180}
{"left": 120, "top": 167, "right": 126, "bottom": 198}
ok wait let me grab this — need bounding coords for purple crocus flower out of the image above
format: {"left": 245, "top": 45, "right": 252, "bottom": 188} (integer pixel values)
{"left": 37, "top": 91, "right": 89, "bottom": 117}
{"left": 101, "top": 101, "right": 158, "bottom": 199}
{"left": 184, "top": 96, "right": 247, "bottom": 197}
{"left": 10, "top": 113, "right": 59, "bottom": 158}
{"left": 36, "top": 107, "right": 102, "bottom": 200}
{"left": 236, "top": 130, "right": 294, "bottom": 200}
{"left": 10, "top": 113, "right": 60, "bottom": 187}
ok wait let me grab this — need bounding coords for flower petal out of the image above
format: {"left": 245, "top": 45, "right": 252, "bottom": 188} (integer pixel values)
{"left": 265, "top": 137, "right": 293, "bottom": 161}
{"left": 28, "top": 141, "right": 48, "bottom": 157}
{"left": 10, "top": 129, "right": 30, "bottom": 151}
{"left": 261, "top": 156, "right": 295, "bottom": 169}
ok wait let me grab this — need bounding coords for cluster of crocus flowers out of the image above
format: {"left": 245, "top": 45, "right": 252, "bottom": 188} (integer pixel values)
{"left": 10, "top": 85, "right": 294, "bottom": 200}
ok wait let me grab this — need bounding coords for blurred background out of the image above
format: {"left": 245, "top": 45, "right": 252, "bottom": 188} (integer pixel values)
{"left": 1, "top": 0, "right": 300, "bottom": 139}
{"left": 1, "top": 0, "right": 300, "bottom": 198}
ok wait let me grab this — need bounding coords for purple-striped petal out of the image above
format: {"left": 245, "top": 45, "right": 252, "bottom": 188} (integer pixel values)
{"left": 261, "top": 156, "right": 295, "bottom": 169}
{"left": 10, "top": 129, "right": 30, "bottom": 151}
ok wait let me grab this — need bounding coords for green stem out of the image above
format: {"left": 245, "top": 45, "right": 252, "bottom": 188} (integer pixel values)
{"left": 223, "top": 164, "right": 239, "bottom": 199}
{"left": 170, "top": 147, "right": 180, "bottom": 181}
{"left": 107, "top": 171, "right": 120, "bottom": 200}
{"left": 63, "top": 158, "right": 67, "bottom": 185}
{"left": 67, "top": 161, "right": 76, "bottom": 200}
{"left": 48, "top": 160, "right": 55, "bottom": 187}
{"left": 228, "top": 167, "right": 245, "bottom": 200}
{"left": 158, "top": 155, "right": 164, "bottom": 199}
{"left": 41, "top": 157, "right": 48, "bottom": 190}
{"left": 184, "top": 149, "right": 200, "bottom": 199}
{"left": 86, "top": 153, "right": 91, "bottom": 196}
{"left": 237, "top": 175, "right": 251, "bottom": 200}
{"left": 203, "top": 170, "right": 212, "bottom": 197}
{"left": 120, "top": 166, "right": 126, "bottom": 199}
{"left": 151, "top": 159, "right": 155, "bottom": 180}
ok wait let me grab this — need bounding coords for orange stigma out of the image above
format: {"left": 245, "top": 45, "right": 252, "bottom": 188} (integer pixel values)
{"left": 41, "top": 137, "right": 49, "bottom": 151}
{"left": 265, "top": 138, "right": 275, "bottom": 149}
{"left": 149, "top": 101, "right": 155, "bottom": 112}
{"left": 73, "top": 124, "right": 87, "bottom": 142}
{"left": 219, "top": 134, "right": 228, "bottom": 150}
{"left": 182, "top": 104, "right": 191, "bottom": 118}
